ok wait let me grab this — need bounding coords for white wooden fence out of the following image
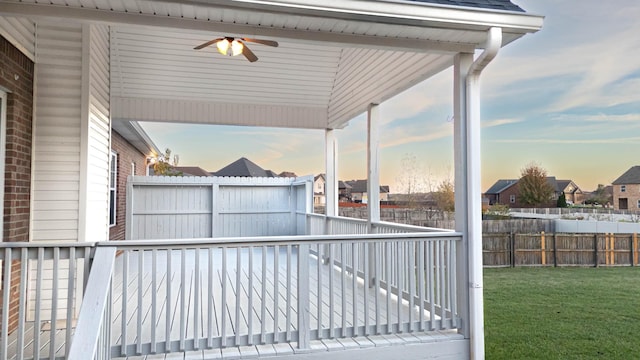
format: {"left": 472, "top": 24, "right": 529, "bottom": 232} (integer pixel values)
{"left": 126, "top": 176, "right": 313, "bottom": 240}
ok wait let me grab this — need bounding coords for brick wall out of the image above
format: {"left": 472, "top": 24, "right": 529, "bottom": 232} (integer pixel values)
{"left": 613, "top": 184, "right": 640, "bottom": 211}
{"left": 109, "top": 131, "right": 148, "bottom": 240}
{"left": 0, "top": 35, "right": 34, "bottom": 335}
{"left": 1, "top": 35, "right": 33, "bottom": 242}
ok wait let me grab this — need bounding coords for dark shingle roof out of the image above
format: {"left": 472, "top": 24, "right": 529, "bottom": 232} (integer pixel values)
{"left": 172, "top": 166, "right": 211, "bottom": 177}
{"left": 347, "top": 180, "right": 390, "bottom": 194}
{"left": 405, "top": 0, "right": 524, "bottom": 12}
{"left": 612, "top": 166, "right": 640, "bottom": 185}
{"left": 213, "top": 157, "right": 278, "bottom": 178}
{"left": 485, "top": 179, "right": 517, "bottom": 194}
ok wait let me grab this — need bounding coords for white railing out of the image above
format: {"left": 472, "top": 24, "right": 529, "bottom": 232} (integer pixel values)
{"left": 72, "top": 232, "right": 461, "bottom": 358}
{"left": 307, "top": 213, "right": 452, "bottom": 236}
{"left": 0, "top": 242, "right": 94, "bottom": 360}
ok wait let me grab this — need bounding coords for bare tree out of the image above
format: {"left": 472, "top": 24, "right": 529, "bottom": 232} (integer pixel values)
{"left": 395, "top": 153, "right": 426, "bottom": 207}
{"left": 518, "top": 162, "right": 553, "bottom": 206}
{"left": 433, "top": 179, "right": 455, "bottom": 212}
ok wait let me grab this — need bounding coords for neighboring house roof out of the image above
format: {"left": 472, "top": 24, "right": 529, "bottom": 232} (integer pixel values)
{"left": 112, "top": 119, "right": 161, "bottom": 157}
{"left": 347, "top": 180, "right": 390, "bottom": 194}
{"left": 279, "top": 171, "right": 297, "bottom": 178}
{"left": 213, "top": 157, "right": 279, "bottom": 177}
{"left": 486, "top": 178, "right": 583, "bottom": 194}
{"left": 172, "top": 166, "right": 211, "bottom": 177}
{"left": 484, "top": 179, "right": 518, "bottom": 194}
{"left": 315, "top": 174, "right": 326, "bottom": 182}
{"left": 612, "top": 166, "right": 640, "bottom": 185}
{"left": 339, "top": 181, "right": 352, "bottom": 190}
{"left": 407, "top": 0, "right": 524, "bottom": 12}
{"left": 546, "top": 176, "right": 558, "bottom": 192}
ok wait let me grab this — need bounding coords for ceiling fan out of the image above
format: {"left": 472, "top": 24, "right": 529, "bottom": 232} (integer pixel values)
{"left": 194, "top": 37, "right": 279, "bottom": 62}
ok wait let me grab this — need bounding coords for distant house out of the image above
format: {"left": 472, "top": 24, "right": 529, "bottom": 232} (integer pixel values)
{"left": 347, "top": 179, "right": 390, "bottom": 203}
{"left": 484, "top": 179, "right": 518, "bottom": 206}
{"left": 110, "top": 119, "right": 162, "bottom": 240}
{"left": 313, "top": 175, "right": 355, "bottom": 204}
{"left": 485, "top": 177, "right": 584, "bottom": 208}
{"left": 612, "top": 166, "right": 640, "bottom": 211}
{"left": 339, "top": 181, "right": 353, "bottom": 202}
{"left": 314, "top": 174, "right": 326, "bottom": 205}
{"left": 212, "top": 157, "right": 280, "bottom": 177}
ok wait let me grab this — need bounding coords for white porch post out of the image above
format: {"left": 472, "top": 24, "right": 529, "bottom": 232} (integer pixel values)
{"left": 453, "top": 52, "right": 473, "bottom": 344}
{"left": 367, "top": 103, "right": 381, "bottom": 227}
{"left": 325, "top": 129, "right": 338, "bottom": 218}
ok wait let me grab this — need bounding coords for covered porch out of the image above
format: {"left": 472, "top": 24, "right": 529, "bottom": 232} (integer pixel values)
{"left": 0, "top": 0, "right": 543, "bottom": 359}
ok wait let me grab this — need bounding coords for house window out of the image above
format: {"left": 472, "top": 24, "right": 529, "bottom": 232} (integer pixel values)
{"left": 109, "top": 151, "right": 117, "bottom": 226}
{"left": 621, "top": 185, "right": 626, "bottom": 193}
{"left": 637, "top": 199, "right": 640, "bottom": 209}
{"left": 510, "top": 195, "right": 516, "bottom": 203}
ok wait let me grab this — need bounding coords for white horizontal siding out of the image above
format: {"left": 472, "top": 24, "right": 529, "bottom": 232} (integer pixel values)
{"left": 32, "top": 22, "right": 83, "bottom": 242}
{"left": 0, "top": 16, "right": 35, "bottom": 59}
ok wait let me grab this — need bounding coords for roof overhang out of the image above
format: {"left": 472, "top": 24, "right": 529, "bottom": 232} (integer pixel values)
{"left": 0, "top": 0, "right": 543, "bottom": 130}
{"left": 112, "top": 119, "right": 162, "bottom": 156}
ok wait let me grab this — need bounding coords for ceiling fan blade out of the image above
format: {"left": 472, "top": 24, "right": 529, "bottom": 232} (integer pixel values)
{"left": 242, "top": 38, "right": 279, "bottom": 47}
{"left": 241, "top": 43, "right": 259, "bottom": 62}
{"left": 194, "top": 38, "right": 225, "bottom": 50}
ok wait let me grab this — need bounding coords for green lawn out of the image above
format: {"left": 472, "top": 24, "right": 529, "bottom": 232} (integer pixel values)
{"left": 484, "top": 267, "right": 640, "bottom": 359}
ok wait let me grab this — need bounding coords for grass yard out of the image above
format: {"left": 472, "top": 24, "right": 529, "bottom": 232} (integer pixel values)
{"left": 484, "top": 267, "right": 640, "bottom": 359}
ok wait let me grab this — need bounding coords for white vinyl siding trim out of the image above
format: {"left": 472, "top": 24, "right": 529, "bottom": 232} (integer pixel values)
{"left": 83, "top": 23, "right": 111, "bottom": 242}
{"left": 0, "top": 16, "right": 35, "bottom": 60}
{"left": 32, "top": 22, "right": 83, "bottom": 242}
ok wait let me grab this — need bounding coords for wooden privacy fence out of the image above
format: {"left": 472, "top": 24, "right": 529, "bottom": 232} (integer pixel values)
{"left": 483, "top": 232, "right": 640, "bottom": 267}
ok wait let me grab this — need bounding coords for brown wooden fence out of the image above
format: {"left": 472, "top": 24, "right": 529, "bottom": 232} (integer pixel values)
{"left": 483, "top": 232, "right": 640, "bottom": 267}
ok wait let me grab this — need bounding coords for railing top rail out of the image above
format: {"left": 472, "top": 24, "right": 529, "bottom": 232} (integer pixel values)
{"left": 128, "top": 175, "right": 305, "bottom": 186}
{"left": 95, "top": 232, "right": 463, "bottom": 249}
{"left": 0, "top": 241, "right": 96, "bottom": 249}
{"left": 374, "top": 220, "right": 455, "bottom": 233}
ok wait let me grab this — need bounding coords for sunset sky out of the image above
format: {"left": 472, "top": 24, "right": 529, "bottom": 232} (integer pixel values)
{"left": 141, "top": 0, "right": 640, "bottom": 193}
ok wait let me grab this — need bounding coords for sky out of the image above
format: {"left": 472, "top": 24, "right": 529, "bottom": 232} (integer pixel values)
{"left": 141, "top": 0, "right": 640, "bottom": 193}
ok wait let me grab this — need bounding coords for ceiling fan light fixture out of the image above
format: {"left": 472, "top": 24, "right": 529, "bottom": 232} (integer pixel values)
{"left": 216, "top": 38, "right": 230, "bottom": 55}
{"left": 231, "top": 40, "right": 244, "bottom": 56}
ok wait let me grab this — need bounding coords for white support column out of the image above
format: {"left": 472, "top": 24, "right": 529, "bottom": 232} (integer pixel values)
{"left": 367, "top": 104, "right": 381, "bottom": 228}
{"left": 325, "top": 129, "right": 338, "bottom": 218}
{"left": 453, "top": 52, "right": 473, "bottom": 341}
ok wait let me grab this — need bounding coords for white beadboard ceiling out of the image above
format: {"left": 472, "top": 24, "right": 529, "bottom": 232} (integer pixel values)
{"left": 1, "top": 0, "right": 543, "bottom": 129}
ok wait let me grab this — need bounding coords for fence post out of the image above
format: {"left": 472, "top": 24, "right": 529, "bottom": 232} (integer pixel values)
{"left": 633, "top": 233, "right": 638, "bottom": 267}
{"left": 594, "top": 234, "right": 599, "bottom": 268}
{"left": 297, "top": 244, "right": 310, "bottom": 350}
{"left": 510, "top": 232, "right": 516, "bottom": 268}
{"left": 630, "top": 235, "right": 635, "bottom": 267}
{"left": 552, "top": 233, "right": 558, "bottom": 267}
{"left": 540, "top": 231, "right": 546, "bottom": 266}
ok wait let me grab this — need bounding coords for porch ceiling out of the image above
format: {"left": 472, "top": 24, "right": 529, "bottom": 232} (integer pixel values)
{"left": 1, "top": 0, "right": 543, "bottom": 129}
